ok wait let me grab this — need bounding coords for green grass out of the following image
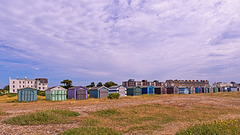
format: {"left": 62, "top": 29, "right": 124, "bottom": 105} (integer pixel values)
{"left": 7, "top": 93, "right": 17, "bottom": 97}
{"left": 60, "top": 127, "right": 121, "bottom": 135}
{"left": 3, "top": 110, "right": 79, "bottom": 125}
{"left": 176, "top": 119, "right": 240, "bottom": 135}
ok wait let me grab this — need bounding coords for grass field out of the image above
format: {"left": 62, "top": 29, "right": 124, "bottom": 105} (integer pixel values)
{"left": 0, "top": 92, "right": 240, "bottom": 134}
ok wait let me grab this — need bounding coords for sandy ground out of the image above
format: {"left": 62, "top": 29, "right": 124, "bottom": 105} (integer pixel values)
{"left": 0, "top": 93, "right": 240, "bottom": 135}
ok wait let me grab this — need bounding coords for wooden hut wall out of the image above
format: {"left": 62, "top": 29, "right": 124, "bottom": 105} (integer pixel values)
{"left": 161, "top": 87, "right": 167, "bottom": 94}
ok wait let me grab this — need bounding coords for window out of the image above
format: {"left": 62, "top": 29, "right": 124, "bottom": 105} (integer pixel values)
{"left": 31, "top": 81, "right": 33, "bottom": 84}
{"left": 42, "top": 87, "right": 44, "bottom": 90}
{"left": 13, "top": 85, "right": 15, "bottom": 88}
{"left": 43, "top": 84, "right": 44, "bottom": 86}
{"left": 39, "top": 83, "right": 40, "bottom": 85}
{"left": 28, "top": 81, "right": 29, "bottom": 84}
{"left": 19, "top": 81, "right": 21, "bottom": 84}
{"left": 23, "top": 85, "right": 24, "bottom": 88}
{"left": 39, "top": 87, "right": 41, "bottom": 90}
{"left": 13, "top": 89, "right": 15, "bottom": 92}
{"left": 31, "top": 85, "right": 33, "bottom": 87}
{"left": 13, "top": 81, "right": 15, "bottom": 84}
{"left": 19, "top": 85, "right": 21, "bottom": 88}
{"left": 23, "top": 81, "right": 24, "bottom": 83}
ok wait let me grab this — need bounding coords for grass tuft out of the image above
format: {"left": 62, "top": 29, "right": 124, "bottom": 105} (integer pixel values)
{"left": 60, "top": 127, "right": 121, "bottom": 135}
{"left": 94, "top": 109, "right": 120, "bottom": 118}
{"left": 3, "top": 109, "right": 79, "bottom": 125}
{"left": 176, "top": 119, "right": 240, "bottom": 135}
{"left": 0, "top": 110, "right": 8, "bottom": 116}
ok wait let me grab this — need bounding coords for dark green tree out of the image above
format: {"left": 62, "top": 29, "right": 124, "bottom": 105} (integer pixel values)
{"left": 104, "top": 81, "right": 118, "bottom": 88}
{"left": 97, "top": 82, "right": 103, "bottom": 87}
{"left": 3, "top": 85, "right": 9, "bottom": 91}
{"left": 61, "top": 79, "right": 73, "bottom": 89}
{"left": 86, "top": 82, "right": 95, "bottom": 87}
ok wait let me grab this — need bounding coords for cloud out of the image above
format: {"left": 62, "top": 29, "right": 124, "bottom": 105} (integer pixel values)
{"left": 0, "top": 0, "right": 240, "bottom": 87}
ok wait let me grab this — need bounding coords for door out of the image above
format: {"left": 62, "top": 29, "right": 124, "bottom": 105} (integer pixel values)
{"left": 99, "top": 89, "right": 108, "bottom": 98}
{"left": 77, "top": 89, "right": 87, "bottom": 100}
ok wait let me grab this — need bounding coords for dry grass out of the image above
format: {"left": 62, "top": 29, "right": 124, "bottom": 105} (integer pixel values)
{"left": 0, "top": 92, "right": 240, "bottom": 134}
{"left": 78, "top": 103, "right": 240, "bottom": 134}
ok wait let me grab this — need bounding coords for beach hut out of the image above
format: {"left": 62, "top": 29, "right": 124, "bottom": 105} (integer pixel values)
{"left": 18, "top": 88, "right": 37, "bottom": 102}
{"left": 155, "top": 87, "right": 161, "bottom": 94}
{"left": 142, "top": 86, "right": 155, "bottom": 95}
{"left": 89, "top": 86, "right": 109, "bottom": 98}
{"left": 45, "top": 86, "right": 67, "bottom": 101}
{"left": 230, "top": 87, "right": 238, "bottom": 92}
{"left": 167, "top": 86, "right": 178, "bottom": 94}
{"left": 179, "top": 87, "right": 189, "bottom": 94}
{"left": 209, "top": 87, "right": 213, "bottom": 93}
{"left": 189, "top": 86, "right": 195, "bottom": 94}
{"left": 161, "top": 86, "right": 167, "bottom": 94}
{"left": 127, "top": 86, "right": 142, "bottom": 96}
{"left": 68, "top": 86, "right": 88, "bottom": 100}
{"left": 108, "top": 85, "right": 127, "bottom": 97}
{"left": 178, "top": 87, "right": 189, "bottom": 94}
{"left": 204, "top": 87, "right": 210, "bottom": 93}
{"left": 213, "top": 87, "right": 218, "bottom": 93}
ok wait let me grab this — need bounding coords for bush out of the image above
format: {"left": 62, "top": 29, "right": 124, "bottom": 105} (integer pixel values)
{"left": 108, "top": 93, "right": 120, "bottom": 99}
{"left": 37, "top": 90, "right": 45, "bottom": 96}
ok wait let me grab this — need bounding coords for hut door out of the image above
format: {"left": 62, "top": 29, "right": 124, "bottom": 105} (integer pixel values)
{"left": 77, "top": 89, "right": 86, "bottom": 100}
{"left": 100, "top": 89, "right": 108, "bottom": 98}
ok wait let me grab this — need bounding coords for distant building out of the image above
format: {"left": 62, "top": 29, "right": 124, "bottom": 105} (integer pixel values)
{"left": 9, "top": 77, "right": 48, "bottom": 93}
{"left": 165, "top": 80, "right": 210, "bottom": 87}
{"left": 122, "top": 79, "right": 164, "bottom": 87}
{"left": 213, "top": 82, "right": 240, "bottom": 88}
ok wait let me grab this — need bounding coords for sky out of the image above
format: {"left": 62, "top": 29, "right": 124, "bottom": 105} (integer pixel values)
{"left": 0, "top": 0, "right": 240, "bottom": 88}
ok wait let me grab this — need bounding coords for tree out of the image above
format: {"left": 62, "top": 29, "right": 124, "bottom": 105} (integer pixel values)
{"left": 104, "top": 81, "right": 118, "bottom": 88}
{"left": 3, "top": 85, "right": 9, "bottom": 91}
{"left": 60, "top": 79, "right": 73, "bottom": 89}
{"left": 97, "top": 82, "right": 103, "bottom": 87}
{"left": 86, "top": 82, "right": 95, "bottom": 87}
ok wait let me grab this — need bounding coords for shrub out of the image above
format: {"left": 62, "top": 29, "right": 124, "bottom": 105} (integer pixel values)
{"left": 3, "top": 109, "right": 79, "bottom": 125}
{"left": 37, "top": 90, "right": 45, "bottom": 96}
{"left": 108, "top": 93, "right": 120, "bottom": 99}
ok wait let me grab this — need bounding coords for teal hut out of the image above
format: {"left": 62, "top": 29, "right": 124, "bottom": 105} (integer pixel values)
{"left": 18, "top": 88, "right": 37, "bottom": 102}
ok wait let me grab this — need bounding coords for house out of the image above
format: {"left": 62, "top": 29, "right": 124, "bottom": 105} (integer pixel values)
{"left": 9, "top": 77, "right": 48, "bottom": 93}
{"left": 68, "top": 86, "right": 88, "bottom": 100}
{"left": 18, "top": 88, "right": 37, "bottom": 102}
{"left": 108, "top": 86, "right": 127, "bottom": 97}
{"left": 89, "top": 86, "right": 109, "bottom": 98}
{"left": 45, "top": 86, "right": 67, "bottom": 101}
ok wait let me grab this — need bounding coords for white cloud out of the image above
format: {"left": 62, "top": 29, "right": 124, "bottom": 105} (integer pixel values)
{"left": 0, "top": 0, "right": 240, "bottom": 86}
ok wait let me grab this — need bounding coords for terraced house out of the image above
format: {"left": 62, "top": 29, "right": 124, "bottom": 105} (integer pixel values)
{"left": 9, "top": 77, "right": 48, "bottom": 93}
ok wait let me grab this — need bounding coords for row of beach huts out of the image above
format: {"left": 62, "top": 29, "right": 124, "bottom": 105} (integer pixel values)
{"left": 17, "top": 85, "right": 240, "bottom": 102}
